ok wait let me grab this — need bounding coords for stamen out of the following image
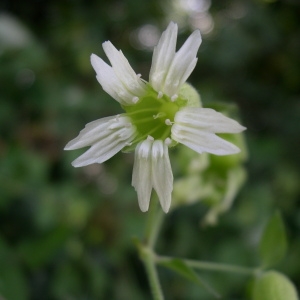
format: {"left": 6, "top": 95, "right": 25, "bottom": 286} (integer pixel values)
{"left": 126, "top": 108, "right": 157, "bottom": 116}
{"left": 137, "top": 74, "right": 141, "bottom": 78}
{"left": 165, "top": 138, "right": 172, "bottom": 145}
{"left": 147, "top": 135, "right": 154, "bottom": 141}
{"left": 171, "top": 94, "right": 178, "bottom": 102}
{"left": 153, "top": 112, "right": 166, "bottom": 119}
{"left": 132, "top": 96, "right": 139, "bottom": 103}
{"left": 125, "top": 142, "right": 132, "bottom": 146}
{"left": 157, "top": 91, "right": 163, "bottom": 99}
{"left": 165, "top": 119, "right": 173, "bottom": 126}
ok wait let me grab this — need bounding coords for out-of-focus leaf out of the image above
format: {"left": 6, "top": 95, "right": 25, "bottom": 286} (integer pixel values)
{"left": 252, "top": 271, "right": 298, "bottom": 300}
{"left": 18, "top": 226, "right": 69, "bottom": 268}
{"left": 0, "top": 237, "right": 28, "bottom": 300}
{"left": 259, "top": 211, "right": 288, "bottom": 268}
{"left": 160, "top": 258, "right": 220, "bottom": 298}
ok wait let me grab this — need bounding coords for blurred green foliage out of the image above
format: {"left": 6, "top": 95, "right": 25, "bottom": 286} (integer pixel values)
{"left": 0, "top": 0, "right": 299, "bottom": 299}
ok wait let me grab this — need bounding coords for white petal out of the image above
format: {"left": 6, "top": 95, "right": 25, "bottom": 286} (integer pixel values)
{"left": 174, "top": 108, "right": 246, "bottom": 134}
{"left": 102, "top": 41, "right": 146, "bottom": 96}
{"left": 91, "top": 54, "right": 128, "bottom": 104}
{"left": 71, "top": 132, "right": 128, "bottom": 167}
{"left": 149, "top": 22, "right": 178, "bottom": 93}
{"left": 132, "top": 140, "right": 153, "bottom": 212}
{"left": 164, "top": 30, "right": 202, "bottom": 97}
{"left": 64, "top": 115, "right": 133, "bottom": 150}
{"left": 64, "top": 116, "right": 116, "bottom": 150}
{"left": 152, "top": 141, "right": 173, "bottom": 213}
{"left": 65, "top": 115, "right": 135, "bottom": 167}
{"left": 172, "top": 124, "right": 241, "bottom": 155}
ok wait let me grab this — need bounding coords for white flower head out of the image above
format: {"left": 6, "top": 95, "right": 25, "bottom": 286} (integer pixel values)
{"left": 65, "top": 22, "right": 246, "bottom": 213}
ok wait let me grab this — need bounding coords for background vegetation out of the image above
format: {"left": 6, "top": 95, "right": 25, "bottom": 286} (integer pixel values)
{"left": 0, "top": 0, "right": 299, "bottom": 299}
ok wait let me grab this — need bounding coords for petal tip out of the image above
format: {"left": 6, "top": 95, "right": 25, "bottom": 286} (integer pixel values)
{"left": 138, "top": 201, "right": 150, "bottom": 212}
{"left": 161, "top": 205, "right": 170, "bottom": 213}
{"left": 90, "top": 53, "right": 98, "bottom": 63}
{"left": 71, "top": 160, "right": 83, "bottom": 168}
{"left": 64, "top": 141, "right": 75, "bottom": 151}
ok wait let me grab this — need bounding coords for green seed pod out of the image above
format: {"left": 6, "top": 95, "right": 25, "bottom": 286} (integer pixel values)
{"left": 253, "top": 271, "right": 299, "bottom": 300}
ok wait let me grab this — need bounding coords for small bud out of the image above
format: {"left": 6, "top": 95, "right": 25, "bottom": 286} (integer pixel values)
{"left": 179, "top": 83, "right": 201, "bottom": 108}
{"left": 252, "top": 271, "right": 298, "bottom": 300}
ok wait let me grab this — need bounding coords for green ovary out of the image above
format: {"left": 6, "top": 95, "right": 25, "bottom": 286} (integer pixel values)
{"left": 123, "top": 86, "right": 187, "bottom": 143}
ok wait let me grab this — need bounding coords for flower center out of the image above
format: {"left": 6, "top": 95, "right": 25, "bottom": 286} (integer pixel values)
{"left": 122, "top": 85, "right": 188, "bottom": 148}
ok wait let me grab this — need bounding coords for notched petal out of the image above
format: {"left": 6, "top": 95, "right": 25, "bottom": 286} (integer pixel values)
{"left": 152, "top": 141, "right": 173, "bottom": 213}
{"left": 132, "top": 141, "right": 153, "bottom": 212}
{"left": 175, "top": 108, "right": 246, "bottom": 133}
{"left": 172, "top": 123, "right": 241, "bottom": 156}
{"left": 149, "top": 22, "right": 178, "bottom": 92}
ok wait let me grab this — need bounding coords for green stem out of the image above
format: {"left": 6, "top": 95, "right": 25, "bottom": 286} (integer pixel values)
{"left": 140, "top": 198, "right": 165, "bottom": 300}
{"left": 142, "top": 247, "right": 165, "bottom": 300}
{"left": 156, "top": 255, "right": 259, "bottom": 276}
{"left": 145, "top": 198, "right": 165, "bottom": 248}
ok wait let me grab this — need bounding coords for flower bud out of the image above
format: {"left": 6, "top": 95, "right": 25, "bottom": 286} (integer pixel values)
{"left": 253, "top": 271, "right": 298, "bottom": 300}
{"left": 179, "top": 83, "right": 202, "bottom": 108}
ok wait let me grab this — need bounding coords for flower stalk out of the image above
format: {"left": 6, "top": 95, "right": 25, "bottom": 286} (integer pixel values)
{"left": 141, "top": 247, "right": 165, "bottom": 300}
{"left": 139, "top": 198, "right": 165, "bottom": 300}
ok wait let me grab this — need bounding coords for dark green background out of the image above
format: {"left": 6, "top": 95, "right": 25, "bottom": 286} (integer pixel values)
{"left": 0, "top": 0, "right": 299, "bottom": 299}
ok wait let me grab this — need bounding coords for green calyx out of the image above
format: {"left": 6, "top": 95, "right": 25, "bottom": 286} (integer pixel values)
{"left": 123, "top": 86, "right": 183, "bottom": 145}
{"left": 122, "top": 83, "right": 201, "bottom": 152}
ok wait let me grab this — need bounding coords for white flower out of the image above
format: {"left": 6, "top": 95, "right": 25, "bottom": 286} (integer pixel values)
{"left": 65, "top": 22, "right": 246, "bottom": 213}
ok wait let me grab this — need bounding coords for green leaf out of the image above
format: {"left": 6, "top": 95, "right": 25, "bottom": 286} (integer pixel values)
{"left": 252, "top": 271, "right": 299, "bottom": 300}
{"left": 259, "top": 211, "right": 288, "bottom": 268}
{"left": 160, "top": 258, "right": 220, "bottom": 298}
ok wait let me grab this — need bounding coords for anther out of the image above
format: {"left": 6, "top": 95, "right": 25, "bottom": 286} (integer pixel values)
{"left": 157, "top": 91, "right": 163, "bottom": 99}
{"left": 171, "top": 94, "right": 178, "bottom": 102}
{"left": 147, "top": 135, "right": 154, "bottom": 141}
{"left": 132, "top": 96, "right": 139, "bottom": 103}
{"left": 165, "top": 138, "right": 172, "bottom": 145}
{"left": 165, "top": 119, "right": 173, "bottom": 126}
{"left": 137, "top": 74, "right": 141, "bottom": 78}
